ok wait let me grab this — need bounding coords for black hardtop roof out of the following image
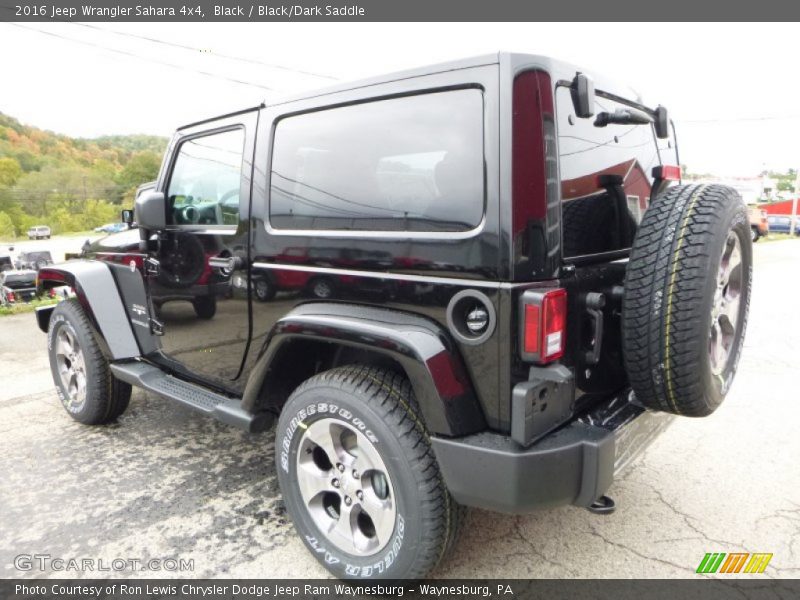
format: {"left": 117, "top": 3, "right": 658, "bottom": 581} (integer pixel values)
{"left": 177, "top": 52, "right": 644, "bottom": 131}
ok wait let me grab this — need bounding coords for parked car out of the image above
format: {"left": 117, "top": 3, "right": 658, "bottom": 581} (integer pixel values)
{"left": 35, "top": 53, "right": 752, "bottom": 580}
{"left": 1, "top": 269, "right": 38, "bottom": 304}
{"left": 246, "top": 246, "right": 400, "bottom": 301}
{"left": 27, "top": 225, "right": 51, "bottom": 240}
{"left": 81, "top": 226, "right": 231, "bottom": 319}
{"left": 748, "top": 205, "right": 769, "bottom": 241}
{"left": 94, "top": 223, "right": 129, "bottom": 234}
{"left": 15, "top": 250, "right": 54, "bottom": 271}
{"left": 766, "top": 215, "right": 800, "bottom": 235}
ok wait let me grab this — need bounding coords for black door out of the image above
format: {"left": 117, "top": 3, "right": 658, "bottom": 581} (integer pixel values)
{"left": 147, "top": 111, "right": 258, "bottom": 393}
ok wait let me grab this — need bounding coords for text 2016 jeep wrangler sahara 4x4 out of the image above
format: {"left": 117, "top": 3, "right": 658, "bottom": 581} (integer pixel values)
{"left": 36, "top": 54, "right": 751, "bottom": 579}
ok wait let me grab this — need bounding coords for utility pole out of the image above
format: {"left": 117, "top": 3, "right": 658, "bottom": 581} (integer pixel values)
{"left": 793, "top": 170, "right": 799, "bottom": 236}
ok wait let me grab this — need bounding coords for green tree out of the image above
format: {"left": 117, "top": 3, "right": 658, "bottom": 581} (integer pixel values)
{"left": 0, "top": 157, "right": 22, "bottom": 187}
{"left": 15, "top": 165, "right": 118, "bottom": 213}
{"left": 0, "top": 111, "right": 167, "bottom": 234}
{"left": 117, "top": 151, "right": 161, "bottom": 189}
{"left": 0, "top": 211, "right": 15, "bottom": 238}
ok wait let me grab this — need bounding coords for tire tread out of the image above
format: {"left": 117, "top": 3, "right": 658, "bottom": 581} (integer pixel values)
{"left": 623, "top": 184, "right": 751, "bottom": 416}
{"left": 284, "top": 364, "right": 463, "bottom": 578}
{"left": 50, "top": 299, "right": 131, "bottom": 424}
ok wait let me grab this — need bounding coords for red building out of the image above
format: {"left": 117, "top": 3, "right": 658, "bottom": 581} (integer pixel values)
{"left": 761, "top": 199, "right": 799, "bottom": 216}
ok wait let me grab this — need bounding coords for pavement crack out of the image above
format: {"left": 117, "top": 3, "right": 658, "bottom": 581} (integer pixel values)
{"left": 638, "top": 477, "right": 753, "bottom": 553}
{"left": 586, "top": 525, "right": 688, "bottom": 572}
{"left": 511, "top": 517, "right": 579, "bottom": 576}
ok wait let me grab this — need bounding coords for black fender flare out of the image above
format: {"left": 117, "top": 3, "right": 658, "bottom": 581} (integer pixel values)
{"left": 37, "top": 261, "right": 141, "bottom": 360}
{"left": 242, "top": 303, "right": 487, "bottom": 437}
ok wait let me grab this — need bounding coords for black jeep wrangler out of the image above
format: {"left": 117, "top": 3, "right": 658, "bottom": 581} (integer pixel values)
{"left": 36, "top": 53, "right": 751, "bottom": 579}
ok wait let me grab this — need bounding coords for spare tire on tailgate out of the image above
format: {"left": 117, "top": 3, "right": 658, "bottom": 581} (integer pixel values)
{"left": 622, "top": 184, "right": 752, "bottom": 416}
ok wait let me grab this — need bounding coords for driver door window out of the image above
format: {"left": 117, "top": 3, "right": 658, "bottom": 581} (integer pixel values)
{"left": 167, "top": 128, "right": 245, "bottom": 226}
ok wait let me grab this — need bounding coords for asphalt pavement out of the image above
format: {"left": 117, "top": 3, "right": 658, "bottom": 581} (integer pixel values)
{"left": 1, "top": 239, "right": 798, "bottom": 579}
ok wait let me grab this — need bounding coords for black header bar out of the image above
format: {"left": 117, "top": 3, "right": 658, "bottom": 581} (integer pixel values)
{"left": 2, "top": 0, "right": 800, "bottom": 22}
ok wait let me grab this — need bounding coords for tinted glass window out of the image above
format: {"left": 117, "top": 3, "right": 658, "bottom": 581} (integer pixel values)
{"left": 21, "top": 251, "right": 51, "bottom": 261}
{"left": 3, "top": 273, "right": 34, "bottom": 284}
{"left": 167, "top": 129, "right": 244, "bottom": 226}
{"left": 557, "top": 87, "right": 661, "bottom": 257}
{"left": 270, "top": 89, "right": 484, "bottom": 232}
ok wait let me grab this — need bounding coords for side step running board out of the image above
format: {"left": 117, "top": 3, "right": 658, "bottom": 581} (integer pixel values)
{"left": 110, "top": 361, "right": 273, "bottom": 433}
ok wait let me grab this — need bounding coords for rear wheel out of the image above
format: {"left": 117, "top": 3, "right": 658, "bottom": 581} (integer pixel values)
{"left": 623, "top": 184, "right": 752, "bottom": 416}
{"left": 48, "top": 299, "right": 131, "bottom": 424}
{"left": 254, "top": 277, "right": 276, "bottom": 302}
{"left": 193, "top": 296, "right": 217, "bottom": 319}
{"left": 751, "top": 226, "right": 760, "bottom": 242}
{"left": 309, "top": 277, "right": 335, "bottom": 299}
{"left": 276, "top": 365, "right": 463, "bottom": 579}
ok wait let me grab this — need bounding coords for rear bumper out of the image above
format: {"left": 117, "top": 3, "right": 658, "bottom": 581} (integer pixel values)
{"left": 431, "top": 389, "right": 674, "bottom": 513}
{"left": 7, "top": 287, "right": 37, "bottom": 301}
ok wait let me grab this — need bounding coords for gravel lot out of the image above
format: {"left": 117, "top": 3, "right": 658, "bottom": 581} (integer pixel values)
{"left": 1, "top": 240, "right": 799, "bottom": 579}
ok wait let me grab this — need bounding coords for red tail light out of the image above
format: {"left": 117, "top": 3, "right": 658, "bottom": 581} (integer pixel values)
{"left": 521, "top": 288, "right": 567, "bottom": 363}
{"left": 523, "top": 304, "right": 541, "bottom": 354}
{"left": 7, "top": 291, "right": 15, "bottom": 302}
{"left": 653, "top": 164, "right": 681, "bottom": 181}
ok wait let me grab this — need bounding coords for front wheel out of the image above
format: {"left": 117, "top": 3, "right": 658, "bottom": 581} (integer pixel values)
{"left": 751, "top": 226, "right": 760, "bottom": 242}
{"left": 48, "top": 299, "right": 131, "bottom": 424}
{"left": 275, "top": 366, "right": 464, "bottom": 579}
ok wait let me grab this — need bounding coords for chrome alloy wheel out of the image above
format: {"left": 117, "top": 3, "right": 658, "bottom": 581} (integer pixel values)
{"left": 709, "top": 231, "right": 743, "bottom": 376}
{"left": 55, "top": 325, "right": 87, "bottom": 410}
{"left": 312, "top": 280, "right": 333, "bottom": 299}
{"left": 295, "top": 417, "right": 396, "bottom": 556}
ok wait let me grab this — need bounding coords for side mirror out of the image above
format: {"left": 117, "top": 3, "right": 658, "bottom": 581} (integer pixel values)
{"left": 654, "top": 105, "right": 670, "bottom": 139}
{"left": 121, "top": 209, "right": 134, "bottom": 225}
{"left": 135, "top": 191, "right": 166, "bottom": 231}
{"left": 571, "top": 72, "right": 595, "bottom": 118}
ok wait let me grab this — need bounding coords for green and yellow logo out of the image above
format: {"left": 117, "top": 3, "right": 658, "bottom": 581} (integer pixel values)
{"left": 696, "top": 552, "right": 773, "bottom": 574}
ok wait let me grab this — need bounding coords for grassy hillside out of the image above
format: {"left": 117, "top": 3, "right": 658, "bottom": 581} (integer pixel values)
{"left": 0, "top": 112, "right": 168, "bottom": 239}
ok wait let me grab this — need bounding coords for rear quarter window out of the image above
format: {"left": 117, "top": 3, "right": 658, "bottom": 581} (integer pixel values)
{"left": 269, "top": 89, "right": 485, "bottom": 233}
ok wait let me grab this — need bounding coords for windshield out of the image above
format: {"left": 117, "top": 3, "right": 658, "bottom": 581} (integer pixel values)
{"left": 21, "top": 251, "right": 52, "bottom": 261}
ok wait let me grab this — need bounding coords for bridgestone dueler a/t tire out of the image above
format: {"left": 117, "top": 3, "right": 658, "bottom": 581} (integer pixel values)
{"left": 48, "top": 299, "right": 132, "bottom": 424}
{"left": 623, "top": 184, "right": 752, "bottom": 416}
{"left": 275, "top": 365, "right": 464, "bottom": 579}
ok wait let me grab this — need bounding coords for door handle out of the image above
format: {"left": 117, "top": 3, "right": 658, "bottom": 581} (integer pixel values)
{"left": 208, "top": 256, "right": 243, "bottom": 271}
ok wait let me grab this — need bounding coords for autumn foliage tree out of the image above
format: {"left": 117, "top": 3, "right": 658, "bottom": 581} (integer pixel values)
{"left": 0, "top": 112, "right": 166, "bottom": 238}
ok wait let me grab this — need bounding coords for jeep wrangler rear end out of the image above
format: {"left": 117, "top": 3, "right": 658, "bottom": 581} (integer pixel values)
{"left": 36, "top": 53, "right": 751, "bottom": 579}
